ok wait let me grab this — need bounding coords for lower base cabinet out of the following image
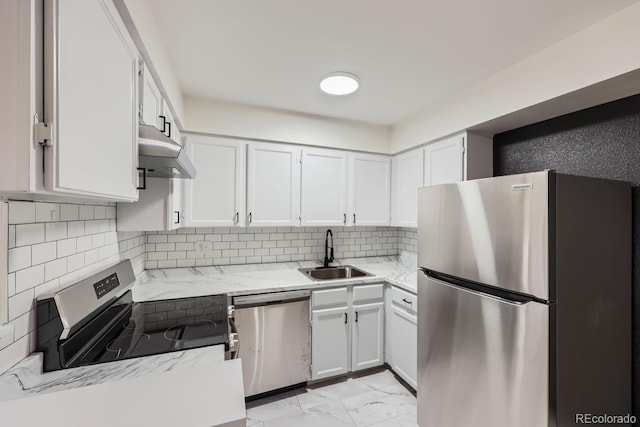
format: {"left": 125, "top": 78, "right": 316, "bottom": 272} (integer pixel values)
{"left": 311, "top": 284, "right": 384, "bottom": 380}
{"left": 311, "top": 306, "right": 350, "bottom": 380}
{"left": 389, "top": 286, "right": 418, "bottom": 389}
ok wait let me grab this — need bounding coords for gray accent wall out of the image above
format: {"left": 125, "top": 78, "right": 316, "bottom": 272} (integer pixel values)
{"left": 493, "top": 93, "right": 640, "bottom": 417}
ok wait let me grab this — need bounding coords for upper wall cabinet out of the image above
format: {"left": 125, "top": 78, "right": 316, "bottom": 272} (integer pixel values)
{"left": 0, "top": 0, "right": 140, "bottom": 202}
{"left": 348, "top": 153, "right": 391, "bottom": 226}
{"left": 300, "top": 148, "right": 349, "bottom": 226}
{"left": 44, "top": 0, "right": 139, "bottom": 201}
{"left": 162, "top": 99, "right": 182, "bottom": 145}
{"left": 247, "top": 142, "right": 301, "bottom": 227}
{"left": 140, "top": 65, "right": 163, "bottom": 131}
{"left": 391, "top": 132, "right": 493, "bottom": 227}
{"left": 117, "top": 177, "right": 183, "bottom": 231}
{"left": 184, "top": 134, "right": 245, "bottom": 227}
{"left": 391, "top": 147, "right": 424, "bottom": 228}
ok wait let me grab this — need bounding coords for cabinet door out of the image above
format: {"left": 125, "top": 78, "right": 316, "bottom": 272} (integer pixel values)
{"left": 391, "top": 305, "right": 417, "bottom": 389}
{"left": 424, "top": 135, "right": 464, "bottom": 186}
{"left": 169, "top": 178, "right": 183, "bottom": 230}
{"left": 300, "top": 148, "right": 348, "bottom": 226}
{"left": 391, "top": 147, "right": 424, "bottom": 227}
{"left": 349, "top": 153, "right": 391, "bottom": 226}
{"left": 141, "top": 66, "right": 163, "bottom": 130}
{"left": 184, "top": 135, "right": 244, "bottom": 227}
{"left": 162, "top": 99, "right": 182, "bottom": 145}
{"left": 311, "top": 306, "right": 350, "bottom": 380}
{"left": 44, "top": 0, "right": 138, "bottom": 201}
{"left": 352, "top": 302, "right": 384, "bottom": 371}
{"left": 247, "top": 143, "right": 301, "bottom": 227}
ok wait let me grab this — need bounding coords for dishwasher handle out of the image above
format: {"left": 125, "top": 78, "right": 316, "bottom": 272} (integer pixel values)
{"left": 233, "top": 290, "right": 311, "bottom": 308}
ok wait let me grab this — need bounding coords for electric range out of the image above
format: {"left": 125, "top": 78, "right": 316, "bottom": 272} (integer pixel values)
{"left": 36, "top": 260, "right": 229, "bottom": 372}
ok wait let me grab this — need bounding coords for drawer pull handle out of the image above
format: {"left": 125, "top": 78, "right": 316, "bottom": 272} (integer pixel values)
{"left": 344, "top": 313, "right": 348, "bottom": 324}
{"left": 402, "top": 298, "right": 412, "bottom": 305}
{"left": 355, "top": 311, "right": 358, "bottom": 322}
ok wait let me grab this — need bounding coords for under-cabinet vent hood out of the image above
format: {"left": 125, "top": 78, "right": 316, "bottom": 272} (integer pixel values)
{"left": 138, "top": 124, "right": 197, "bottom": 179}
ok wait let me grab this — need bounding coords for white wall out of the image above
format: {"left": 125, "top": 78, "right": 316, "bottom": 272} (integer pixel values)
{"left": 184, "top": 97, "right": 391, "bottom": 154}
{"left": 391, "top": 2, "right": 640, "bottom": 153}
{"left": 119, "top": 0, "right": 184, "bottom": 125}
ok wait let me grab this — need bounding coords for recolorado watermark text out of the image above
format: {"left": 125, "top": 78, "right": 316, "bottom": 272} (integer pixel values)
{"left": 575, "top": 413, "right": 636, "bottom": 424}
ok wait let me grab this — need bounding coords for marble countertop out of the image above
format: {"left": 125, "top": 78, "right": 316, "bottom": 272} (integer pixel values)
{"left": 0, "top": 255, "right": 417, "bottom": 406}
{"left": 0, "top": 345, "right": 225, "bottom": 403}
{"left": 0, "top": 359, "right": 245, "bottom": 427}
{"left": 133, "top": 255, "right": 418, "bottom": 302}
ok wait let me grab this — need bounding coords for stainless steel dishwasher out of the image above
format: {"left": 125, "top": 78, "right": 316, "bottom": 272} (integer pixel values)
{"left": 231, "top": 290, "right": 310, "bottom": 397}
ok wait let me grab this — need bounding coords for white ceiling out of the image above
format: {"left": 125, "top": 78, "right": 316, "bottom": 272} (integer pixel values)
{"left": 148, "top": 0, "right": 636, "bottom": 125}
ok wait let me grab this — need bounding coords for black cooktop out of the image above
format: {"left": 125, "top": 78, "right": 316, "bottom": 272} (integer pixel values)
{"left": 58, "top": 292, "right": 228, "bottom": 368}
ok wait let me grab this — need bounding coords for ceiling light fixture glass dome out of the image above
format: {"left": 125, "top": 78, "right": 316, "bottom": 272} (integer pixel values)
{"left": 319, "top": 72, "right": 359, "bottom": 95}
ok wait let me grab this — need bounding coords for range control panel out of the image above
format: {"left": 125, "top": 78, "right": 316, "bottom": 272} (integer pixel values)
{"left": 93, "top": 273, "right": 120, "bottom": 299}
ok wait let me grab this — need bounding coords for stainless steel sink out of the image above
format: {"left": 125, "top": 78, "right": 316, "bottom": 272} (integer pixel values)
{"left": 298, "top": 265, "right": 372, "bottom": 281}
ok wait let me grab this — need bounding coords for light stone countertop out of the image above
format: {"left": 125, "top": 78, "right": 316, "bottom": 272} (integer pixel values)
{"left": 0, "top": 255, "right": 417, "bottom": 406}
{"left": 133, "top": 255, "right": 418, "bottom": 302}
{"left": 0, "top": 345, "right": 225, "bottom": 403}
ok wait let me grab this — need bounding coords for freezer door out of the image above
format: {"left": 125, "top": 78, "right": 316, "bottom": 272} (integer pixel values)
{"left": 417, "top": 271, "right": 550, "bottom": 427}
{"left": 418, "top": 170, "right": 550, "bottom": 300}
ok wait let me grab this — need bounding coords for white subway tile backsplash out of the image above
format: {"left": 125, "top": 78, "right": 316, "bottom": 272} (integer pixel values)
{"left": 78, "top": 205, "right": 94, "bottom": 220}
{"left": 8, "top": 225, "right": 15, "bottom": 249}
{"left": 7, "top": 273, "right": 16, "bottom": 297}
{"left": 76, "top": 235, "right": 92, "bottom": 252}
{"left": 15, "top": 224, "right": 45, "bottom": 246}
{"left": 9, "top": 289, "right": 35, "bottom": 321}
{"left": 68, "top": 221, "right": 85, "bottom": 238}
{"left": 8, "top": 247, "right": 31, "bottom": 273}
{"left": 9, "top": 202, "right": 36, "bottom": 224}
{"left": 144, "top": 225, "right": 415, "bottom": 269}
{"left": 57, "top": 238, "right": 77, "bottom": 257}
{"left": 44, "top": 258, "right": 68, "bottom": 282}
{"left": 60, "top": 204, "right": 79, "bottom": 221}
{"left": 3, "top": 200, "right": 146, "bottom": 372}
{"left": 94, "top": 206, "right": 106, "bottom": 220}
{"left": 15, "top": 265, "right": 44, "bottom": 294}
{"left": 31, "top": 242, "right": 57, "bottom": 266}
{"left": 45, "top": 222, "right": 67, "bottom": 242}
{"left": 36, "top": 203, "right": 60, "bottom": 222}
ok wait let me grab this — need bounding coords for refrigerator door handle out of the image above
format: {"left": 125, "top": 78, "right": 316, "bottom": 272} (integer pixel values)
{"left": 420, "top": 269, "right": 546, "bottom": 306}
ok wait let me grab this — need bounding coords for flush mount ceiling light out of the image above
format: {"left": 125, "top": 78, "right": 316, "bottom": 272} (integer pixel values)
{"left": 319, "top": 72, "right": 359, "bottom": 96}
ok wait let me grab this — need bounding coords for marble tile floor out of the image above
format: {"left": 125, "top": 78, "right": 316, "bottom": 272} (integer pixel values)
{"left": 246, "top": 369, "right": 417, "bottom": 427}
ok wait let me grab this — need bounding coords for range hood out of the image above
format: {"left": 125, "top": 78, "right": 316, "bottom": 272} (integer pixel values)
{"left": 138, "top": 124, "right": 197, "bottom": 179}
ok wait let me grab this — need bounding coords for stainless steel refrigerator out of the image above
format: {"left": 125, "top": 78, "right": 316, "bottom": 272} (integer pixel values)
{"left": 417, "top": 170, "right": 631, "bottom": 427}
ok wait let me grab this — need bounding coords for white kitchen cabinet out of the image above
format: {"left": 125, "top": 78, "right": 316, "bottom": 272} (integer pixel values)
{"left": 311, "top": 284, "right": 384, "bottom": 380}
{"left": 184, "top": 134, "right": 245, "bottom": 227}
{"left": 247, "top": 142, "right": 301, "bottom": 227}
{"left": 117, "top": 177, "right": 183, "bottom": 231}
{"left": 390, "top": 132, "right": 492, "bottom": 227}
{"left": 348, "top": 153, "right": 391, "bottom": 226}
{"left": 424, "top": 132, "right": 493, "bottom": 186}
{"left": 391, "top": 147, "right": 424, "bottom": 227}
{"left": 300, "top": 148, "right": 349, "bottom": 226}
{"left": 388, "top": 286, "right": 418, "bottom": 389}
{"left": 44, "top": 0, "right": 140, "bottom": 201}
{"left": 311, "top": 306, "right": 350, "bottom": 380}
{"left": 140, "top": 65, "right": 164, "bottom": 131}
{"left": 162, "top": 99, "right": 182, "bottom": 145}
{"left": 351, "top": 301, "right": 384, "bottom": 371}
{"left": 0, "top": 0, "right": 140, "bottom": 202}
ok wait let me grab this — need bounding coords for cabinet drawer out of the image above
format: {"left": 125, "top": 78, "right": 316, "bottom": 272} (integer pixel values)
{"left": 312, "top": 287, "right": 348, "bottom": 309}
{"left": 352, "top": 284, "right": 384, "bottom": 304}
{"left": 390, "top": 286, "right": 417, "bottom": 312}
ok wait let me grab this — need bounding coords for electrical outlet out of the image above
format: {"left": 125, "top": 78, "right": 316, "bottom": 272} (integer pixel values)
{"left": 195, "top": 241, "right": 214, "bottom": 258}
